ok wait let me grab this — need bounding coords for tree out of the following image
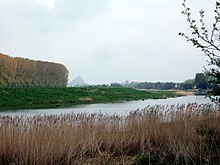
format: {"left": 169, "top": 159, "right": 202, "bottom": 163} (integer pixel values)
{"left": 0, "top": 53, "right": 69, "bottom": 87}
{"left": 110, "top": 83, "right": 123, "bottom": 88}
{"left": 179, "top": 79, "right": 195, "bottom": 90}
{"left": 179, "top": 0, "right": 220, "bottom": 104}
{"left": 195, "top": 73, "right": 208, "bottom": 90}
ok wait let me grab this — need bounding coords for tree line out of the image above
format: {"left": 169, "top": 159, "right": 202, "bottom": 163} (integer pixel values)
{"left": 108, "top": 73, "right": 208, "bottom": 90}
{"left": 0, "top": 53, "right": 68, "bottom": 87}
{"left": 134, "top": 73, "right": 208, "bottom": 90}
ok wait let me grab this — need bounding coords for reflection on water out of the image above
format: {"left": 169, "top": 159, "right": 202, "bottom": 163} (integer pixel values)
{"left": 1, "top": 95, "right": 211, "bottom": 116}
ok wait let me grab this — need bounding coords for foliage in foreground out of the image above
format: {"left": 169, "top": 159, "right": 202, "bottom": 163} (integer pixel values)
{"left": 0, "top": 87, "right": 178, "bottom": 110}
{"left": 0, "top": 103, "right": 219, "bottom": 164}
{"left": 180, "top": 0, "right": 220, "bottom": 104}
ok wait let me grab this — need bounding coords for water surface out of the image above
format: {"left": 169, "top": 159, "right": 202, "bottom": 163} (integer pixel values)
{"left": 0, "top": 95, "right": 211, "bottom": 116}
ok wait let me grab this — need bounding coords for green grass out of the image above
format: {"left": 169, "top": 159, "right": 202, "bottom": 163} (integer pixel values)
{"left": 0, "top": 87, "right": 179, "bottom": 110}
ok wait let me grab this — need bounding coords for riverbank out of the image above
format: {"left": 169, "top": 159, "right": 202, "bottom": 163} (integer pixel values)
{"left": 0, "top": 87, "right": 179, "bottom": 110}
{"left": 175, "top": 90, "right": 194, "bottom": 96}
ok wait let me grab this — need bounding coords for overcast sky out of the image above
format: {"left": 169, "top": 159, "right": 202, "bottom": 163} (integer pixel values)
{"left": 0, "top": 0, "right": 216, "bottom": 84}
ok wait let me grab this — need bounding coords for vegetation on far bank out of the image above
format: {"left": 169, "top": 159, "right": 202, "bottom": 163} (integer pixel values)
{"left": 110, "top": 72, "right": 209, "bottom": 92}
{"left": 0, "top": 53, "right": 68, "bottom": 87}
{"left": 0, "top": 87, "right": 179, "bottom": 110}
{"left": 0, "top": 104, "right": 219, "bottom": 164}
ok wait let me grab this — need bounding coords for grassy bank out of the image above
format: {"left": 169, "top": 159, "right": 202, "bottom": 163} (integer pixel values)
{"left": 0, "top": 87, "right": 178, "bottom": 110}
{"left": 0, "top": 104, "right": 219, "bottom": 164}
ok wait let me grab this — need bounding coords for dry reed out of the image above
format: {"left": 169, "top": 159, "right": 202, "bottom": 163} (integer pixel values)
{"left": 0, "top": 103, "right": 219, "bottom": 164}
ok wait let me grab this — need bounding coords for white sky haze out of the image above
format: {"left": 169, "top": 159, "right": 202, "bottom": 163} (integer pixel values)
{"left": 35, "top": 0, "right": 55, "bottom": 8}
{"left": 0, "top": 0, "right": 216, "bottom": 84}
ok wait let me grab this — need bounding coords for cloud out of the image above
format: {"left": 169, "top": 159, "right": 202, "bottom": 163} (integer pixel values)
{"left": 0, "top": 0, "right": 216, "bottom": 84}
{"left": 54, "top": 0, "right": 108, "bottom": 20}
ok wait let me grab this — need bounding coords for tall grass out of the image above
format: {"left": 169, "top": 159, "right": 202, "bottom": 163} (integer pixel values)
{"left": 0, "top": 103, "right": 219, "bottom": 164}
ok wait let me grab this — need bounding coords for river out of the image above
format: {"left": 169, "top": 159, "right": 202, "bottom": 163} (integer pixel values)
{"left": 0, "top": 95, "right": 212, "bottom": 117}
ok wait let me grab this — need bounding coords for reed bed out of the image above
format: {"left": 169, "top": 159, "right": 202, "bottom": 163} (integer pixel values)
{"left": 0, "top": 103, "right": 219, "bottom": 164}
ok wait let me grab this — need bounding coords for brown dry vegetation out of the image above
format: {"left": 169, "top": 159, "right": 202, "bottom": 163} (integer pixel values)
{"left": 0, "top": 104, "right": 219, "bottom": 164}
{"left": 175, "top": 90, "right": 194, "bottom": 96}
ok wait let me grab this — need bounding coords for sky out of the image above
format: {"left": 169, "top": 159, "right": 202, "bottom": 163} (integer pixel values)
{"left": 0, "top": 0, "right": 217, "bottom": 84}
